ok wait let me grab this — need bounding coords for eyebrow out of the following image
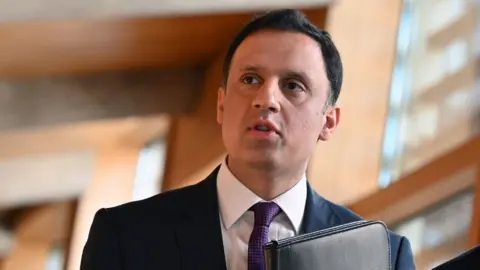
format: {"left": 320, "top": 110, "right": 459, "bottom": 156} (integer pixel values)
{"left": 283, "top": 70, "right": 310, "bottom": 82}
{"left": 241, "top": 65, "right": 309, "bottom": 79}
{"left": 239, "top": 65, "right": 313, "bottom": 87}
{"left": 240, "top": 65, "right": 263, "bottom": 72}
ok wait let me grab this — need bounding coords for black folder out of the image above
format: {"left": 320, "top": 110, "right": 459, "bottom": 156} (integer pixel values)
{"left": 264, "top": 220, "right": 391, "bottom": 270}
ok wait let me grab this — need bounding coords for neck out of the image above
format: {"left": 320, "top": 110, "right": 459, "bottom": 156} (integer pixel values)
{"left": 226, "top": 156, "right": 307, "bottom": 201}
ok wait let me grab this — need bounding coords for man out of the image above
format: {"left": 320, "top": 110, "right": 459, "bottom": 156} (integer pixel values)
{"left": 81, "top": 9, "right": 415, "bottom": 270}
{"left": 432, "top": 245, "right": 479, "bottom": 270}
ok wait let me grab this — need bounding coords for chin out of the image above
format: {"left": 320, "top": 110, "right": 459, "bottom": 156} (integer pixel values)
{"left": 242, "top": 151, "right": 280, "bottom": 171}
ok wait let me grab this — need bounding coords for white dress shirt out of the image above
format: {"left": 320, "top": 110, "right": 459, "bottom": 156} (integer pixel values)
{"left": 217, "top": 159, "right": 307, "bottom": 270}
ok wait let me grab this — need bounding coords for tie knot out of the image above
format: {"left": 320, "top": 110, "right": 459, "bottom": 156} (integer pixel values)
{"left": 250, "top": 202, "right": 281, "bottom": 227}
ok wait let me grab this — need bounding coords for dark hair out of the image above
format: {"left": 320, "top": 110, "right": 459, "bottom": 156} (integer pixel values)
{"left": 222, "top": 9, "right": 343, "bottom": 105}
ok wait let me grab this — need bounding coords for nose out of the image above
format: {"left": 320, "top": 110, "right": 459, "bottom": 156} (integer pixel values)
{"left": 252, "top": 81, "right": 281, "bottom": 113}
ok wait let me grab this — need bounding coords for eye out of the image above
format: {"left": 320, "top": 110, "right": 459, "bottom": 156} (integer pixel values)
{"left": 241, "top": 74, "right": 261, "bottom": 85}
{"left": 283, "top": 80, "right": 305, "bottom": 92}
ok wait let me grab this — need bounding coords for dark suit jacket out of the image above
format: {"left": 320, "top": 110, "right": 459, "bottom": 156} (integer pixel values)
{"left": 432, "top": 245, "right": 480, "bottom": 270}
{"left": 81, "top": 166, "right": 416, "bottom": 270}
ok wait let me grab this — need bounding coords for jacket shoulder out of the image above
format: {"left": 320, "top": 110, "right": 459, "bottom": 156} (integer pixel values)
{"left": 325, "top": 199, "right": 405, "bottom": 240}
{"left": 324, "top": 199, "right": 364, "bottom": 223}
{"left": 98, "top": 182, "right": 201, "bottom": 226}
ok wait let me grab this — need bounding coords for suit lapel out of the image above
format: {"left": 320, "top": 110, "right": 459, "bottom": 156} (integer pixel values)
{"left": 301, "top": 182, "right": 336, "bottom": 233}
{"left": 174, "top": 167, "right": 227, "bottom": 270}
{"left": 173, "top": 172, "right": 342, "bottom": 268}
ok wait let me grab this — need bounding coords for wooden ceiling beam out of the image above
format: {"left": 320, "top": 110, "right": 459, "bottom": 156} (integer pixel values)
{"left": 0, "top": 8, "right": 331, "bottom": 79}
{"left": 0, "top": 0, "right": 332, "bottom": 23}
{"left": 0, "top": 115, "right": 169, "bottom": 160}
{"left": 0, "top": 68, "right": 196, "bottom": 132}
{"left": 0, "top": 8, "right": 329, "bottom": 133}
{"left": 0, "top": 13, "right": 253, "bottom": 78}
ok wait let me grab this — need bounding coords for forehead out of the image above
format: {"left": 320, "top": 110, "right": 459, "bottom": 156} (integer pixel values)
{"left": 230, "top": 30, "right": 326, "bottom": 80}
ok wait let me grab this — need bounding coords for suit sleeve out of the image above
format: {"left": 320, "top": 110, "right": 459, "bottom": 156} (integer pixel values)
{"left": 395, "top": 236, "right": 416, "bottom": 270}
{"left": 80, "top": 208, "right": 122, "bottom": 270}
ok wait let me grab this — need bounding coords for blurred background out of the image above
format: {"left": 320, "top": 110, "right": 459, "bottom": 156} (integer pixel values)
{"left": 0, "top": 0, "right": 478, "bottom": 269}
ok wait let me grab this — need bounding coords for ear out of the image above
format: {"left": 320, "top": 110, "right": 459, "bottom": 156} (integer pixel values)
{"left": 318, "top": 105, "right": 340, "bottom": 141}
{"left": 217, "top": 87, "right": 226, "bottom": 124}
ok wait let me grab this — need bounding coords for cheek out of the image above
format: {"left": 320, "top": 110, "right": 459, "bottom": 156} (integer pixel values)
{"left": 286, "top": 109, "right": 324, "bottom": 142}
{"left": 223, "top": 99, "right": 241, "bottom": 124}
{"left": 222, "top": 98, "right": 247, "bottom": 137}
{"left": 282, "top": 118, "right": 318, "bottom": 161}
{"left": 221, "top": 110, "right": 239, "bottom": 152}
{"left": 301, "top": 119, "right": 323, "bottom": 141}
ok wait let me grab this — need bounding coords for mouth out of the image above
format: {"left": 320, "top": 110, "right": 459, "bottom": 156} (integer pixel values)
{"left": 248, "top": 120, "right": 280, "bottom": 136}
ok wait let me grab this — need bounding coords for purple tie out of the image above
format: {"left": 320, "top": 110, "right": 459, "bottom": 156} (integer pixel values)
{"left": 248, "top": 202, "right": 281, "bottom": 270}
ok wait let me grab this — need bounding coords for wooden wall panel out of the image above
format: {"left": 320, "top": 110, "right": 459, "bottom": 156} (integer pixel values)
{"left": 161, "top": 54, "right": 226, "bottom": 191}
{"left": 308, "top": 0, "right": 402, "bottom": 204}
{"left": 2, "top": 202, "right": 75, "bottom": 270}
{"left": 469, "top": 160, "right": 480, "bottom": 247}
{"left": 349, "top": 136, "right": 480, "bottom": 226}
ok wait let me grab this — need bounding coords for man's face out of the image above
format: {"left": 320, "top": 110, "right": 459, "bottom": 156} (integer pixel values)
{"left": 217, "top": 30, "right": 340, "bottom": 170}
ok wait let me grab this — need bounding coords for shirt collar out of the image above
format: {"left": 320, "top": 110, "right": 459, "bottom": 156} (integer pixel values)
{"left": 217, "top": 158, "right": 307, "bottom": 234}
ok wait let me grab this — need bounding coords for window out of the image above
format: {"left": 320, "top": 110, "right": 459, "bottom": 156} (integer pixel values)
{"left": 45, "top": 244, "right": 65, "bottom": 270}
{"left": 378, "top": 2, "right": 413, "bottom": 187}
{"left": 379, "top": 0, "right": 478, "bottom": 186}
{"left": 132, "top": 138, "right": 167, "bottom": 201}
{"left": 393, "top": 190, "right": 474, "bottom": 269}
